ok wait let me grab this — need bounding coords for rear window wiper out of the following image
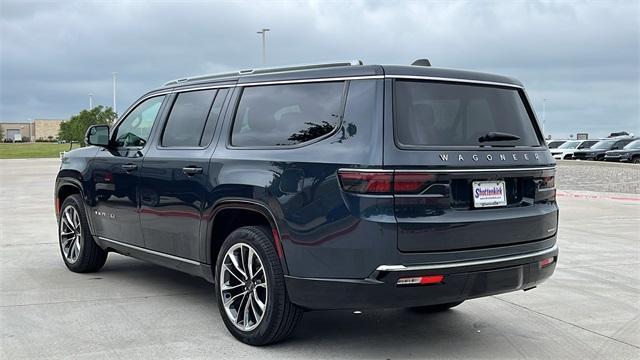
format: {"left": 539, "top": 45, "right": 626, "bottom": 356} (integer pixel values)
{"left": 478, "top": 132, "right": 521, "bottom": 142}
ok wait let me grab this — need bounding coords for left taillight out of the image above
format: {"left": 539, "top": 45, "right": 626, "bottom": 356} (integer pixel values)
{"left": 338, "top": 170, "right": 435, "bottom": 195}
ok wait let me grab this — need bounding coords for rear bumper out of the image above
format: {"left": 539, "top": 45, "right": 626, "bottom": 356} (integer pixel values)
{"left": 285, "top": 244, "right": 558, "bottom": 310}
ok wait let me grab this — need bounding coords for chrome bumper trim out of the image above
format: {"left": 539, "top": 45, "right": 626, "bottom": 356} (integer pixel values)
{"left": 376, "top": 244, "right": 558, "bottom": 272}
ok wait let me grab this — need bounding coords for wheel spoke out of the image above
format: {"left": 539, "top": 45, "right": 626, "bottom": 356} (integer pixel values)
{"left": 221, "top": 282, "right": 243, "bottom": 291}
{"left": 228, "top": 252, "right": 247, "bottom": 280}
{"left": 64, "top": 210, "right": 75, "bottom": 229}
{"left": 247, "top": 249, "right": 254, "bottom": 278}
{"left": 224, "top": 290, "right": 247, "bottom": 307}
{"left": 243, "top": 294, "right": 251, "bottom": 328}
{"left": 252, "top": 265, "right": 263, "bottom": 280}
{"left": 255, "top": 282, "right": 267, "bottom": 289}
{"left": 252, "top": 290, "right": 265, "bottom": 311}
{"left": 223, "top": 264, "right": 244, "bottom": 283}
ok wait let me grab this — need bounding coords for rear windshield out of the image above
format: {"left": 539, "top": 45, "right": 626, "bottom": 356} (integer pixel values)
{"left": 394, "top": 81, "right": 541, "bottom": 147}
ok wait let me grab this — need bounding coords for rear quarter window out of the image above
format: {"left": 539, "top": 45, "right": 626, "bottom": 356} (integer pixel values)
{"left": 231, "top": 82, "right": 345, "bottom": 147}
{"left": 394, "top": 80, "right": 541, "bottom": 148}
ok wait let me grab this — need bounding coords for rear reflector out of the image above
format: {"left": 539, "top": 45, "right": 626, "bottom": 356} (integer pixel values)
{"left": 539, "top": 257, "right": 555, "bottom": 268}
{"left": 397, "top": 275, "right": 444, "bottom": 286}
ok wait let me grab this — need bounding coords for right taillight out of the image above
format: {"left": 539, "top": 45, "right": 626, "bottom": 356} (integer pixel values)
{"left": 338, "top": 170, "right": 435, "bottom": 195}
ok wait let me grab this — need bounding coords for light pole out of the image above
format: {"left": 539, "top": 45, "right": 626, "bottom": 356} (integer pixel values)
{"left": 257, "top": 28, "right": 270, "bottom": 65}
{"left": 112, "top": 72, "right": 118, "bottom": 116}
{"left": 88, "top": 93, "right": 94, "bottom": 109}
{"left": 542, "top": 98, "right": 550, "bottom": 135}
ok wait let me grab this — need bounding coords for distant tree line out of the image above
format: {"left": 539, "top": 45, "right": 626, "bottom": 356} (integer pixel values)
{"left": 58, "top": 106, "right": 117, "bottom": 145}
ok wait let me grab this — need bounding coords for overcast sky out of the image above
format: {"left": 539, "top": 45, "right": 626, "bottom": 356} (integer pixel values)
{"left": 1, "top": 0, "right": 638, "bottom": 138}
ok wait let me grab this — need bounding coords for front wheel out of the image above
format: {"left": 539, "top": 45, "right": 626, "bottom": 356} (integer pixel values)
{"left": 215, "top": 226, "right": 303, "bottom": 346}
{"left": 58, "top": 194, "right": 108, "bottom": 272}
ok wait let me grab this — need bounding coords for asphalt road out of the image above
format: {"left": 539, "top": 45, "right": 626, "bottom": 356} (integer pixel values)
{"left": 1, "top": 159, "right": 639, "bottom": 359}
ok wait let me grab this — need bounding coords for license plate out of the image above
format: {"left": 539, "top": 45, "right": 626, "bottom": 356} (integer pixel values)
{"left": 472, "top": 180, "right": 507, "bottom": 208}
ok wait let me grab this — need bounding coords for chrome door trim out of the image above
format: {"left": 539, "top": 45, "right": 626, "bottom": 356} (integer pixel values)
{"left": 98, "top": 236, "right": 201, "bottom": 265}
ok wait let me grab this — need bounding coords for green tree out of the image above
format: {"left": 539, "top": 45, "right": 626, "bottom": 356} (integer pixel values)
{"left": 0, "top": 124, "right": 4, "bottom": 142}
{"left": 59, "top": 106, "right": 117, "bottom": 145}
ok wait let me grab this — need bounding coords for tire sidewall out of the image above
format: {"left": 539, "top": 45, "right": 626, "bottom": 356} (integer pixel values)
{"left": 214, "top": 227, "right": 284, "bottom": 345}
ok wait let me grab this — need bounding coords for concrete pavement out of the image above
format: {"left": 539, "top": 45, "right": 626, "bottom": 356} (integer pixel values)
{"left": 1, "top": 158, "right": 639, "bottom": 359}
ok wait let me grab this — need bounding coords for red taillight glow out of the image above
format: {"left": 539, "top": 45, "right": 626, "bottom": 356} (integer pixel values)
{"left": 393, "top": 173, "right": 435, "bottom": 193}
{"left": 338, "top": 171, "right": 393, "bottom": 194}
{"left": 338, "top": 170, "right": 435, "bottom": 195}
{"left": 539, "top": 257, "right": 555, "bottom": 268}
{"left": 397, "top": 275, "right": 444, "bottom": 286}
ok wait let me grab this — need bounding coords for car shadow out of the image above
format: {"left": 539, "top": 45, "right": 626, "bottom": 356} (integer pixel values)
{"left": 97, "top": 255, "right": 498, "bottom": 359}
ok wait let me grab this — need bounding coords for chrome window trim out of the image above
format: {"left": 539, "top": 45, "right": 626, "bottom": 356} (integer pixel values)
{"left": 98, "top": 237, "right": 201, "bottom": 265}
{"left": 237, "top": 75, "right": 384, "bottom": 87}
{"left": 376, "top": 244, "right": 558, "bottom": 272}
{"left": 338, "top": 166, "right": 556, "bottom": 174}
{"left": 385, "top": 75, "right": 523, "bottom": 88}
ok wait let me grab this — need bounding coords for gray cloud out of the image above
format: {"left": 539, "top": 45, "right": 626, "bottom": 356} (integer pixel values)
{"left": 1, "top": 0, "right": 638, "bottom": 138}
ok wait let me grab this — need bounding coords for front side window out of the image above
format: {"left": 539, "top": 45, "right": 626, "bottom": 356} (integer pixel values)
{"left": 592, "top": 140, "right": 616, "bottom": 149}
{"left": 161, "top": 89, "right": 217, "bottom": 147}
{"left": 231, "top": 82, "right": 345, "bottom": 147}
{"left": 114, "top": 96, "right": 165, "bottom": 148}
{"left": 394, "top": 81, "right": 541, "bottom": 147}
{"left": 558, "top": 141, "right": 580, "bottom": 149}
{"left": 623, "top": 139, "right": 640, "bottom": 149}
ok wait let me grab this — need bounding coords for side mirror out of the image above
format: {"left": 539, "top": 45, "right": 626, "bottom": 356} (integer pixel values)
{"left": 85, "top": 124, "right": 110, "bottom": 147}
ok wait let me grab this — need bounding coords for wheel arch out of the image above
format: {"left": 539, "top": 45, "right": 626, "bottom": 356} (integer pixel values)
{"left": 206, "top": 198, "right": 288, "bottom": 276}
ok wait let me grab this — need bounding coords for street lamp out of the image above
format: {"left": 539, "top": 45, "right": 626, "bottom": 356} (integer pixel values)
{"left": 112, "top": 72, "right": 118, "bottom": 116}
{"left": 542, "top": 98, "right": 551, "bottom": 135}
{"left": 257, "top": 28, "right": 270, "bottom": 65}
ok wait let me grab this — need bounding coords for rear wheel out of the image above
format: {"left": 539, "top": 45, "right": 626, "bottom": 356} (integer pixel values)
{"left": 409, "top": 301, "right": 464, "bottom": 313}
{"left": 215, "top": 226, "right": 303, "bottom": 345}
{"left": 632, "top": 157, "right": 640, "bottom": 164}
{"left": 58, "top": 194, "right": 108, "bottom": 272}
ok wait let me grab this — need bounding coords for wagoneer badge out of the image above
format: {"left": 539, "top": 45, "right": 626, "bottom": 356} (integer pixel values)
{"left": 439, "top": 153, "right": 541, "bottom": 162}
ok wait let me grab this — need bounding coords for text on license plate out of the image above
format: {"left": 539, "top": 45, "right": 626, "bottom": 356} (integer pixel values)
{"left": 472, "top": 180, "right": 507, "bottom": 208}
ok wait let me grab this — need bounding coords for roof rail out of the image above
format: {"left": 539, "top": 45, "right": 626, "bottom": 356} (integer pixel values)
{"left": 163, "top": 60, "right": 364, "bottom": 86}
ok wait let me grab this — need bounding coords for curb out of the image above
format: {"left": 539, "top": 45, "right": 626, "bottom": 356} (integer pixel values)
{"left": 556, "top": 190, "right": 640, "bottom": 202}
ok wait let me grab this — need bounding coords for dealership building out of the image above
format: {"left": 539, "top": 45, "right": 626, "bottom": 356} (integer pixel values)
{"left": 1, "top": 119, "right": 65, "bottom": 142}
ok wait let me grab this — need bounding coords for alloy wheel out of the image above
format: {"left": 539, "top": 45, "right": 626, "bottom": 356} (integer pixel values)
{"left": 219, "top": 243, "right": 268, "bottom": 332}
{"left": 60, "top": 205, "right": 82, "bottom": 263}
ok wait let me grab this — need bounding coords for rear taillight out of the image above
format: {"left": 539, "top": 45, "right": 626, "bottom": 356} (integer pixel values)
{"left": 539, "top": 257, "right": 555, "bottom": 268}
{"left": 338, "top": 170, "right": 435, "bottom": 195}
{"left": 337, "top": 171, "right": 393, "bottom": 194}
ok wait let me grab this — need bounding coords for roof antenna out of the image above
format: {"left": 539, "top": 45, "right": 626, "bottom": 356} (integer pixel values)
{"left": 411, "top": 59, "right": 431, "bottom": 67}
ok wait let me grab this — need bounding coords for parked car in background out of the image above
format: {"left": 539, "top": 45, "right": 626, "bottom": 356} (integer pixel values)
{"left": 546, "top": 140, "right": 566, "bottom": 149}
{"left": 604, "top": 139, "right": 640, "bottom": 163}
{"left": 550, "top": 140, "right": 599, "bottom": 160}
{"left": 573, "top": 138, "right": 636, "bottom": 161}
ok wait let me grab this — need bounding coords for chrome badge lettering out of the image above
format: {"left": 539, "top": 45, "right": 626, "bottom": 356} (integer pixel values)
{"left": 436, "top": 152, "right": 542, "bottom": 163}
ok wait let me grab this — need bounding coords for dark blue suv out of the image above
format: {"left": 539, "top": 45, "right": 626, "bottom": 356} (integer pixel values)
{"left": 55, "top": 60, "right": 558, "bottom": 345}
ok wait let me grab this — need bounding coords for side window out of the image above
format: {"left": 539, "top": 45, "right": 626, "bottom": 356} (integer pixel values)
{"left": 161, "top": 89, "right": 217, "bottom": 147}
{"left": 200, "top": 88, "right": 230, "bottom": 147}
{"left": 114, "top": 96, "right": 165, "bottom": 148}
{"left": 231, "top": 82, "right": 345, "bottom": 147}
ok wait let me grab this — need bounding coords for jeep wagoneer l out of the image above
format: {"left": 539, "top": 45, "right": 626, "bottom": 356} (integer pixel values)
{"left": 55, "top": 60, "right": 558, "bottom": 345}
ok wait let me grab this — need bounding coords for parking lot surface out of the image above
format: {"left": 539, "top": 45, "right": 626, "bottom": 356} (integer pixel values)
{"left": 1, "top": 158, "right": 639, "bottom": 359}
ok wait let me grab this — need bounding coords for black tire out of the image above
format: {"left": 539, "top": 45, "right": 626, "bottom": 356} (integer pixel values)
{"left": 58, "top": 194, "right": 108, "bottom": 272}
{"left": 215, "top": 226, "right": 303, "bottom": 346}
{"left": 409, "top": 301, "right": 464, "bottom": 313}
{"left": 632, "top": 157, "right": 640, "bottom": 164}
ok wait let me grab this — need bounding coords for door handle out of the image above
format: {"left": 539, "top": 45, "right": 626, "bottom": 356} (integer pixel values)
{"left": 182, "top": 166, "right": 203, "bottom": 176}
{"left": 121, "top": 164, "right": 138, "bottom": 172}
